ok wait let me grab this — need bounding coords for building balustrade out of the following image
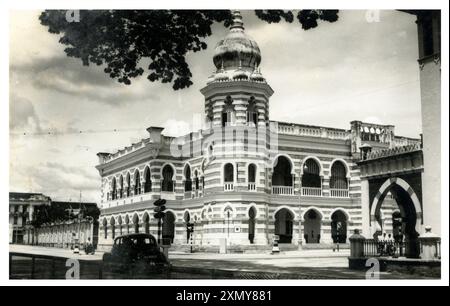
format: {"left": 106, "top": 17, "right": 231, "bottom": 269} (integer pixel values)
{"left": 301, "top": 187, "right": 322, "bottom": 197}
{"left": 248, "top": 183, "right": 256, "bottom": 191}
{"left": 272, "top": 185, "right": 294, "bottom": 195}
{"left": 224, "top": 183, "right": 234, "bottom": 191}
{"left": 330, "top": 188, "right": 349, "bottom": 198}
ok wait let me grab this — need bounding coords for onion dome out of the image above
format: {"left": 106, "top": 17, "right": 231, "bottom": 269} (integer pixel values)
{"left": 213, "top": 11, "right": 261, "bottom": 71}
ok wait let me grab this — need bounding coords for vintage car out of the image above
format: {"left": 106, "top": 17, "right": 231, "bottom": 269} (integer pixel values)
{"left": 102, "top": 233, "right": 169, "bottom": 274}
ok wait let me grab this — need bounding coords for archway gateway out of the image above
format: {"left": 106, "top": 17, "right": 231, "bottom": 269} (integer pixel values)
{"left": 274, "top": 208, "right": 294, "bottom": 243}
{"left": 371, "top": 177, "right": 422, "bottom": 258}
{"left": 303, "top": 209, "right": 321, "bottom": 243}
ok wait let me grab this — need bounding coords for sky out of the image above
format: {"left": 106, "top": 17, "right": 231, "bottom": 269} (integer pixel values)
{"left": 9, "top": 10, "right": 422, "bottom": 203}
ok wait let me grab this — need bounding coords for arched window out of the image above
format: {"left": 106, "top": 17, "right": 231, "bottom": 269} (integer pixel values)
{"left": 162, "top": 165, "right": 175, "bottom": 192}
{"left": 111, "top": 177, "right": 117, "bottom": 200}
{"left": 222, "top": 96, "right": 235, "bottom": 127}
{"left": 302, "top": 159, "right": 321, "bottom": 188}
{"left": 184, "top": 165, "right": 192, "bottom": 192}
{"left": 125, "top": 173, "right": 131, "bottom": 197}
{"left": 194, "top": 170, "right": 200, "bottom": 190}
{"left": 134, "top": 170, "right": 141, "bottom": 195}
{"left": 224, "top": 163, "right": 234, "bottom": 182}
{"left": 144, "top": 166, "right": 152, "bottom": 193}
{"left": 119, "top": 175, "right": 124, "bottom": 198}
{"left": 246, "top": 97, "right": 258, "bottom": 126}
{"left": 248, "top": 164, "right": 256, "bottom": 191}
{"left": 272, "top": 156, "right": 292, "bottom": 186}
{"left": 330, "top": 161, "right": 348, "bottom": 189}
{"left": 248, "top": 164, "right": 256, "bottom": 183}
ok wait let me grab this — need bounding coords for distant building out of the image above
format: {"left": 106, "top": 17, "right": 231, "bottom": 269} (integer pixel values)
{"left": 9, "top": 192, "right": 100, "bottom": 249}
{"left": 9, "top": 192, "right": 51, "bottom": 244}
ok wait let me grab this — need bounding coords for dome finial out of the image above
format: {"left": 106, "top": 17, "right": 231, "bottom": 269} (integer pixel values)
{"left": 230, "top": 10, "right": 244, "bottom": 30}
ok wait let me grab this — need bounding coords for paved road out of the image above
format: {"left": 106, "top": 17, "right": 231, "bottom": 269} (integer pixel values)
{"left": 9, "top": 244, "right": 431, "bottom": 280}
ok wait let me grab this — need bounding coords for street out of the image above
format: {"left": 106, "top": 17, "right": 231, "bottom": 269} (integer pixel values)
{"left": 9, "top": 244, "right": 435, "bottom": 280}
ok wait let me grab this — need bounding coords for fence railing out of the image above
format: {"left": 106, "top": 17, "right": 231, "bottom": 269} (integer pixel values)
{"left": 301, "top": 187, "right": 322, "bottom": 197}
{"left": 363, "top": 239, "right": 409, "bottom": 258}
{"left": 272, "top": 186, "right": 294, "bottom": 195}
{"left": 224, "top": 183, "right": 234, "bottom": 192}
{"left": 330, "top": 188, "right": 349, "bottom": 198}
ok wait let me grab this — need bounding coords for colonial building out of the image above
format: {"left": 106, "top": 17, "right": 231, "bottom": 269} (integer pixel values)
{"left": 9, "top": 192, "right": 51, "bottom": 244}
{"left": 9, "top": 192, "right": 99, "bottom": 249}
{"left": 96, "top": 11, "right": 421, "bottom": 251}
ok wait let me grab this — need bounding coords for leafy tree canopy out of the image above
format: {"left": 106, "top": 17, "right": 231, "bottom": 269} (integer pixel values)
{"left": 31, "top": 203, "right": 100, "bottom": 228}
{"left": 39, "top": 10, "right": 338, "bottom": 90}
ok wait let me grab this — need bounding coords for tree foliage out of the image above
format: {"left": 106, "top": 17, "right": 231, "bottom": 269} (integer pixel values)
{"left": 39, "top": 10, "right": 339, "bottom": 90}
{"left": 31, "top": 202, "right": 100, "bottom": 228}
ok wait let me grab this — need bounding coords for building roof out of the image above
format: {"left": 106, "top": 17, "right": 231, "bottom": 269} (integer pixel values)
{"left": 9, "top": 192, "right": 51, "bottom": 202}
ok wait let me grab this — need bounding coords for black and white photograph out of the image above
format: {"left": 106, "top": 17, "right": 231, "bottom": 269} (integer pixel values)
{"left": 2, "top": 0, "right": 448, "bottom": 290}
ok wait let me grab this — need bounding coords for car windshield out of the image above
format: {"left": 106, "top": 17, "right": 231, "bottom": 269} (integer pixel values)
{"left": 119, "top": 236, "right": 156, "bottom": 247}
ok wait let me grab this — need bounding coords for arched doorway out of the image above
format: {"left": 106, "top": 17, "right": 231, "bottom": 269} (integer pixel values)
{"left": 132, "top": 213, "right": 139, "bottom": 234}
{"left": 303, "top": 209, "right": 322, "bottom": 243}
{"left": 143, "top": 212, "right": 150, "bottom": 234}
{"left": 110, "top": 217, "right": 116, "bottom": 239}
{"left": 124, "top": 215, "right": 130, "bottom": 234}
{"left": 331, "top": 210, "right": 347, "bottom": 243}
{"left": 274, "top": 208, "right": 294, "bottom": 243}
{"left": 102, "top": 218, "right": 108, "bottom": 239}
{"left": 248, "top": 207, "right": 256, "bottom": 244}
{"left": 184, "top": 211, "right": 191, "bottom": 243}
{"left": 162, "top": 212, "right": 176, "bottom": 243}
{"left": 371, "top": 178, "right": 422, "bottom": 258}
{"left": 117, "top": 216, "right": 123, "bottom": 236}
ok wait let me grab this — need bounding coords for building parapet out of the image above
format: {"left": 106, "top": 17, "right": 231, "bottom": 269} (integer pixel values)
{"left": 365, "top": 143, "right": 422, "bottom": 161}
{"left": 274, "top": 121, "right": 350, "bottom": 140}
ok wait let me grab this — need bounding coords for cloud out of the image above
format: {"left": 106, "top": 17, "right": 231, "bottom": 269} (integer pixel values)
{"left": 10, "top": 56, "right": 161, "bottom": 107}
{"left": 9, "top": 93, "right": 42, "bottom": 132}
{"left": 10, "top": 162, "right": 100, "bottom": 202}
{"left": 162, "top": 119, "right": 192, "bottom": 137}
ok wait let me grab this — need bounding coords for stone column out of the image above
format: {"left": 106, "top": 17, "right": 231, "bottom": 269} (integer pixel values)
{"left": 361, "top": 179, "right": 371, "bottom": 237}
{"left": 419, "top": 226, "right": 441, "bottom": 260}
{"left": 349, "top": 229, "right": 365, "bottom": 258}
